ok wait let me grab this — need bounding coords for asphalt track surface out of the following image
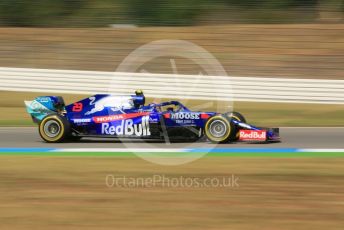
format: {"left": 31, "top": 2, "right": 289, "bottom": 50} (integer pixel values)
{"left": 1, "top": 127, "right": 344, "bottom": 149}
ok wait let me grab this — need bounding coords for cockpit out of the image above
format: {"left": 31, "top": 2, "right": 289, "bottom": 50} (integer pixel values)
{"left": 148, "top": 101, "right": 190, "bottom": 113}
{"left": 131, "top": 90, "right": 190, "bottom": 113}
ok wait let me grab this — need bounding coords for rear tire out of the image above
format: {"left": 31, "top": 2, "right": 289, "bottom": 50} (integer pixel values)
{"left": 204, "top": 115, "right": 234, "bottom": 144}
{"left": 38, "top": 114, "right": 70, "bottom": 143}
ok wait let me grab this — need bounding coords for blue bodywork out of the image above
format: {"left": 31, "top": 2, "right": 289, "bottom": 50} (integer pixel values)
{"left": 25, "top": 94, "right": 280, "bottom": 141}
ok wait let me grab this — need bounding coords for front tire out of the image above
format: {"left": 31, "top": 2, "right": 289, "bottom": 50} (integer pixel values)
{"left": 225, "top": 112, "right": 246, "bottom": 123}
{"left": 224, "top": 112, "right": 246, "bottom": 141}
{"left": 204, "top": 115, "right": 234, "bottom": 143}
{"left": 38, "top": 114, "right": 70, "bottom": 143}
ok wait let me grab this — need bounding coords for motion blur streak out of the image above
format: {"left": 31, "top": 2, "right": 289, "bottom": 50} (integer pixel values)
{"left": 1, "top": 67, "right": 344, "bottom": 104}
{"left": 1, "top": 1, "right": 344, "bottom": 229}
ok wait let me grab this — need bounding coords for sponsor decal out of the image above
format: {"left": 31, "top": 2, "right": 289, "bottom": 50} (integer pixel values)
{"left": 72, "top": 102, "right": 83, "bottom": 112}
{"left": 85, "top": 96, "right": 134, "bottom": 115}
{"left": 72, "top": 118, "right": 91, "bottom": 123}
{"left": 175, "top": 120, "right": 194, "bottom": 124}
{"left": 164, "top": 112, "right": 201, "bottom": 124}
{"left": 37, "top": 97, "right": 50, "bottom": 103}
{"left": 239, "top": 130, "right": 266, "bottom": 141}
{"left": 28, "top": 101, "right": 50, "bottom": 113}
{"left": 170, "top": 112, "right": 200, "bottom": 120}
{"left": 101, "top": 116, "right": 150, "bottom": 136}
{"left": 30, "top": 101, "right": 44, "bottom": 110}
{"left": 93, "top": 112, "right": 150, "bottom": 123}
{"left": 149, "top": 116, "right": 158, "bottom": 123}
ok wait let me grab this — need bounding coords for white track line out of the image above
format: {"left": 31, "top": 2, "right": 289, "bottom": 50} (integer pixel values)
{"left": 299, "top": 149, "right": 344, "bottom": 152}
{"left": 52, "top": 148, "right": 188, "bottom": 153}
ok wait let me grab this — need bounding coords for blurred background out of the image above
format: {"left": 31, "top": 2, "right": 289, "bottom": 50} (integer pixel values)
{"left": 0, "top": 0, "right": 344, "bottom": 126}
{"left": 1, "top": 0, "right": 343, "bottom": 26}
{"left": 0, "top": 0, "right": 343, "bottom": 77}
{"left": 1, "top": 2, "right": 344, "bottom": 230}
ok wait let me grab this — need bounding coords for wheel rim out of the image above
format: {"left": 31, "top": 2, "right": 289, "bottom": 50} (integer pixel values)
{"left": 209, "top": 120, "right": 227, "bottom": 138}
{"left": 43, "top": 120, "right": 61, "bottom": 138}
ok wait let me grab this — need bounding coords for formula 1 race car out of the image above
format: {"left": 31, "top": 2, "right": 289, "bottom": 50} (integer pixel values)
{"left": 25, "top": 90, "right": 280, "bottom": 143}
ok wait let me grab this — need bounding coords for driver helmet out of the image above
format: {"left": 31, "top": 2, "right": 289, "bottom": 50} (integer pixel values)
{"left": 135, "top": 89, "right": 143, "bottom": 96}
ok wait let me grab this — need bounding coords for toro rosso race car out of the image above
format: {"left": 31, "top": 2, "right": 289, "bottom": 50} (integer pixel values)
{"left": 24, "top": 90, "right": 280, "bottom": 143}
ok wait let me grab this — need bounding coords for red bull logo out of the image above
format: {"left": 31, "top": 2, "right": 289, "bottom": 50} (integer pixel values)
{"left": 239, "top": 130, "right": 266, "bottom": 141}
{"left": 101, "top": 115, "right": 150, "bottom": 136}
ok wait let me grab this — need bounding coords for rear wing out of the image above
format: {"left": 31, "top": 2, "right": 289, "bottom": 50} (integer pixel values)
{"left": 24, "top": 96, "right": 65, "bottom": 123}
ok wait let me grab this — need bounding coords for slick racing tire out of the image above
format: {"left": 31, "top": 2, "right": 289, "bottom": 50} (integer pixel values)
{"left": 39, "top": 114, "right": 70, "bottom": 143}
{"left": 224, "top": 112, "right": 246, "bottom": 141}
{"left": 225, "top": 111, "right": 246, "bottom": 124}
{"left": 204, "top": 115, "right": 234, "bottom": 144}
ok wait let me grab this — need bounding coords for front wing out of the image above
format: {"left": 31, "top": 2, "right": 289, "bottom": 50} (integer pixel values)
{"left": 232, "top": 120, "right": 280, "bottom": 142}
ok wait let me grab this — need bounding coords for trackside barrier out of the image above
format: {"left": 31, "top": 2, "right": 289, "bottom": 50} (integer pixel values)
{"left": 1, "top": 67, "right": 344, "bottom": 104}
